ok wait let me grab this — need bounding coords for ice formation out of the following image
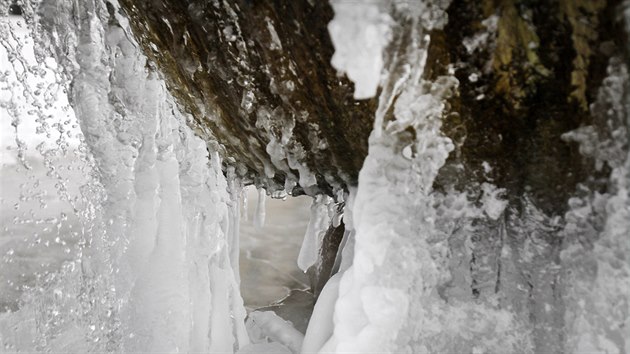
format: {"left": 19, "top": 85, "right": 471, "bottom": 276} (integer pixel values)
{"left": 310, "top": 1, "right": 629, "bottom": 354}
{"left": 0, "top": 0, "right": 628, "bottom": 353}
{"left": 297, "top": 195, "right": 333, "bottom": 272}
{"left": 328, "top": 0, "right": 392, "bottom": 100}
{"left": 1, "top": 1, "right": 247, "bottom": 352}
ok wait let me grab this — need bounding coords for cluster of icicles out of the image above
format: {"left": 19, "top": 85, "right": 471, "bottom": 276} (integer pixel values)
{"left": 1, "top": 0, "right": 629, "bottom": 353}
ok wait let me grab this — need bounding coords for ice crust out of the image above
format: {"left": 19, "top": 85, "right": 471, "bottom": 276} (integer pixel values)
{"left": 245, "top": 311, "right": 304, "bottom": 353}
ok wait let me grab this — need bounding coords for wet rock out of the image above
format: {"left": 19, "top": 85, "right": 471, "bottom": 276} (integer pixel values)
{"left": 116, "top": 0, "right": 377, "bottom": 195}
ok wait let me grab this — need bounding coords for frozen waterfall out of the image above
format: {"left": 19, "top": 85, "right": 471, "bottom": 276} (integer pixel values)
{"left": 1, "top": 1, "right": 247, "bottom": 351}
{"left": 1, "top": 0, "right": 629, "bottom": 353}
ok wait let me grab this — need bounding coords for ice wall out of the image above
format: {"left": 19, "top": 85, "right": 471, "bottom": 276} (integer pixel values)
{"left": 319, "top": 1, "right": 630, "bottom": 353}
{"left": 1, "top": 0, "right": 247, "bottom": 352}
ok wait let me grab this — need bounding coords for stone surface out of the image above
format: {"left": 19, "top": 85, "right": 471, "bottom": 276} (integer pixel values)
{"left": 116, "top": 0, "right": 377, "bottom": 195}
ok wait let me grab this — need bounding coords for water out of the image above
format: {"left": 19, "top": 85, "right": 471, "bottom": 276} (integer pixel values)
{"left": 239, "top": 187, "right": 310, "bottom": 310}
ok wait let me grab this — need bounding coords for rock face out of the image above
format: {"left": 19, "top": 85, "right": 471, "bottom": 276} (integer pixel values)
{"left": 431, "top": 0, "right": 626, "bottom": 215}
{"left": 117, "top": 0, "right": 376, "bottom": 195}
{"left": 116, "top": 0, "right": 626, "bottom": 205}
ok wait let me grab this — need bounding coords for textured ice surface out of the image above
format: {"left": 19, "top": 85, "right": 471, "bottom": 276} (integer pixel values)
{"left": 560, "top": 56, "right": 630, "bottom": 353}
{"left": 311, "top": 1, "right": 630, "bottom": 353}
{"left": 328, "top": 1, "right": 392, "bottom": 100}
{"left": 1, "top": 1, "right": 247, "bottom": 352}
{"left": 1, "top": 0, "right": 629, "bottom": 353}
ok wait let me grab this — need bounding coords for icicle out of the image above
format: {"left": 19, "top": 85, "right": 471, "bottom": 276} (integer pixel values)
{"left": 0, "top": 2, "right": 250, "bottom": 352}
{"left": 253, "top": 186, "right": 266, "bottom": 229}
{"left": 328, "top": 0, "right": 392, "bottom": 100}
{"left": 301, "top": 273, "right": 342, "bottom": 354}
{"left": 297, "top": 195, "right": 332, "bottom": 272}
{"left": 271, "top": 189, "right": 288, "bottom": 200}
{"left": 241, "top": 187, "right": 248, "bottom": 221}
{"left": 226, "top": 165, "right": 243, "bottom": 284}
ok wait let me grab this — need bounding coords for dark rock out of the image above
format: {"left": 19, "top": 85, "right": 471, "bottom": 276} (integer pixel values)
{"left": 116, "top": 0, "right": 377, "bottom": 195}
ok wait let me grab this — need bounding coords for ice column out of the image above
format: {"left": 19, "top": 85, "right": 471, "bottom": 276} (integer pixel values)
{"left": 321, "top": 2, "right": 530, "bottom": 353}
{"left": 4, "top": 0, "right": 250, "bottom": 351}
